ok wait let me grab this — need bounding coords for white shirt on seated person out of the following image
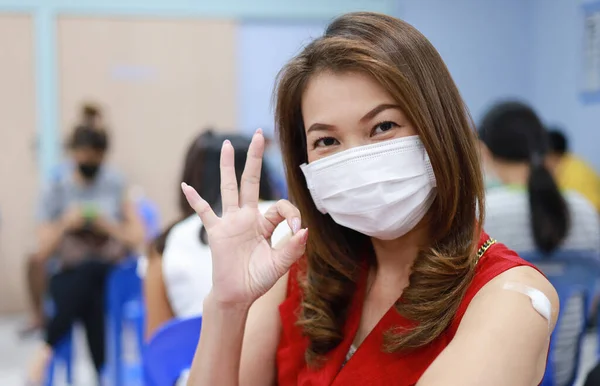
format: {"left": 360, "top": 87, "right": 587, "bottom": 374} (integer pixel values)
{"left": 162, "top": 201, "right": 291, "bottom": 318}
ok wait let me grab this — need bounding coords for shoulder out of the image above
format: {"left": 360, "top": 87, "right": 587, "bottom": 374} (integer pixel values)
{"left": 474, "top": 265, "right": 557, "bottom": 320}
{"left": 485, "top": 187, "right": 527, "bottom": 215}
{"left": 424, "top": 264, "right": 557, "bottom": 385}
{"left": 460, "top": 265, "right": 558, "bottom": 353}
{"left": 99, "top": 165, "right": 127, "bottom": 190}
{"left": 452, "top": 240, "right": 541, "bottom": 326}
{"left": 486, "top": 187, "right": 525, "bottom": 206}
{"left": 162, "top": 215, "right": 206, "bottom": 269}
{"left": 164, "top": 215, "right": 203, "bottom": 250}
{"left": 460, "top": 237, "right": 558, "bottom": 332}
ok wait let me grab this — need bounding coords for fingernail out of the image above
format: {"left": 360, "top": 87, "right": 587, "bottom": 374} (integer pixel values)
{"left": 301, "top": 229, "right": 309, "bottom": 245}
{"left": 181, "top": 184, "right": 199, "bottom": 205}
{"left": 291, "top": 218, "right": 301, "bottom": 234}
{"left": 223, "top": 139, "right": 231, "bottom": 146}
{"left": 256, "top": 128, "right": 263, "bottom": 135}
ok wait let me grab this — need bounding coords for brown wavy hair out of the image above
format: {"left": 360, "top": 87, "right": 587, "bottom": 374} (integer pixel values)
{"left": 274, "top": 12, "right": 485, "bottom": 365}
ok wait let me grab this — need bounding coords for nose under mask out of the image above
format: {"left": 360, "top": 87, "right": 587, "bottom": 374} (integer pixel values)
{"left": 300, "top": 136, "right": 437, "bottom": 240}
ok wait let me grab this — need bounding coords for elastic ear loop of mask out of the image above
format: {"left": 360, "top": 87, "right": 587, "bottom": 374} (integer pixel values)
{"left": 503, "top": 282, "right": 553, "bottom": 334}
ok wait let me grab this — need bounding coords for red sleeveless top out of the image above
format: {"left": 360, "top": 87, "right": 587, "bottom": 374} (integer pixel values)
{"left": 276, "top": 231, "right": 540, "bottom": 386}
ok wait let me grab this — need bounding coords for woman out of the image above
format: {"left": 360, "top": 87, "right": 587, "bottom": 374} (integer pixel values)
{"left": 23, "top": 103, "right": 108, "bottom": 335}
{"left": 144, "top": 131, "right": 290, "bottom": 339}
{"left": 27, "top": 125, "right": 145, "bottom": 385}
{"left": 480, "top": 101, "right": 600, "bottom": 254}
{"left": 182, "top": 13, "right": 558, "bottom": 386}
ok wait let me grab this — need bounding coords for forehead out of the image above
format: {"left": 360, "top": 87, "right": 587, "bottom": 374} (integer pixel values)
{"left": 301, "top": 71, "right": 397, "bottom": 125}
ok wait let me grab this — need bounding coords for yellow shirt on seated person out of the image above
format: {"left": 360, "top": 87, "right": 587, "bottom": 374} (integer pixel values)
{"left": 555, "top": 153, "right": 600, "bottom": 211}
{"left": 548, "top": 128, "right": 600, "bottom": 211}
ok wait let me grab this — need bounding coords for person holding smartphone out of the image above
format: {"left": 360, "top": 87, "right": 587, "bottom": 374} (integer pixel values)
{"left": 26, "top": 125, "right": 144, "bottom": 385}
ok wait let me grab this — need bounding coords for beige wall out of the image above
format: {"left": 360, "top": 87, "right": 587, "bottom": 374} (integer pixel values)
{"left": 0, "top": 16, "right": 238, "bottom": 313}
{"left": 0, "top": 14, "right": 37, "bottom": 312}
{"left": 58, "top": 16, "right": 238, "bottom": 227}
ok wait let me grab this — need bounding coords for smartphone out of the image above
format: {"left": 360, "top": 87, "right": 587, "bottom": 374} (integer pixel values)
{"left": 82, "top": 204, "right": 99, "bottom": 221}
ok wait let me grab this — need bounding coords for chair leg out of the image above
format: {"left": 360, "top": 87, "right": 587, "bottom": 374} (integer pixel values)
{"left": 65, "top": 356, "right": 73, "bottom": 385}
{"left": 107, "top": 313, "right": 123, "bottom": 386}
{"left": 44, "top": 359, "right": 55, "bottom": 386}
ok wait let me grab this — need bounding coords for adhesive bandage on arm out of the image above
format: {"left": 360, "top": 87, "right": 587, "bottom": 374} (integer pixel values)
{"left": 503, "top": 282, "right": 553, "bottom": 329}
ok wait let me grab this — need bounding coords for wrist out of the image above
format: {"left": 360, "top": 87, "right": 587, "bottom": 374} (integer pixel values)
{"left": 204, "top": 291, "right": 254, "bottom": 314}
{"left": 58, "top": 218, "right": 71, "bottom": 233}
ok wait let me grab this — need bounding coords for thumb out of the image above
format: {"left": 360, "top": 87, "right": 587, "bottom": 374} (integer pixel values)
{"left": 272, "top": 228, "right": 308, "bottom": 276}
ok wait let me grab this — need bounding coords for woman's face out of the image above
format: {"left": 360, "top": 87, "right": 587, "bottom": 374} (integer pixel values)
{"left": 301, "top": 71, "right": 417, "bottom": 163}
{"left": 72, "top": 147, "right": 105, "bottom": 180}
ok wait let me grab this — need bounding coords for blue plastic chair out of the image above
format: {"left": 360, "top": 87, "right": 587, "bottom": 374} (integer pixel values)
{"left": 135, "top": 197, "right": 161, "bottom": 241}
{"left": 43, "top": 287, "right": 74, "bottom": 386}
{"left": 540, "top": 281, "right": 587, "bottom": 386}
{"left": 105, "top": 258, "right": 145, "bottom": 386}
{"left": 143, "top": 316, "right": 202, "bottom": 386}
{"left": 45, "top": 330, "right": 74, "bottom": 386}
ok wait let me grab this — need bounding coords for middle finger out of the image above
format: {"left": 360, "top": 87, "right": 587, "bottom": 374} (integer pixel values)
{"left": 220, "top": 140, "right": 239, "bottom": 212}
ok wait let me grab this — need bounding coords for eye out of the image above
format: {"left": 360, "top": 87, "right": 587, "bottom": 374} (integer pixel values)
{"left": 313, "top": 136, "right": 339, "bottom": 149}
{"left": 372, "top": 121, "right": 399, "bottom": 135}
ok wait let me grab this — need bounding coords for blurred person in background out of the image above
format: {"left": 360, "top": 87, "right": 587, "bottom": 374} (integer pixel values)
{"left": 143, "top": 130, "right": 290, "bottom": 340}
{"left": 26, "top": 125, "right": 144, "bottom": 385}
{"left": 547, "top": 127, "right": 600, "bottom": 211}
{"left": 22, "top": 103, "right": 108, "bottom": 335}
{"left": 479, "top": 101, "right": 600, "bottom": 255}
{"left": 263, "top": 134, "right": 288, "bottom": 199}
{"left": 80, "top": 102, "right": 104, "bottom": 129}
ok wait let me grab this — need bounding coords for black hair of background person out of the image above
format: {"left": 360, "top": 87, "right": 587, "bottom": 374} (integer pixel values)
{"left": 547, "top": 127, "right": 568, "bottom": 156}
{"left": 153, "top": 130, "right": 277, "bottom": 253}
{"left": 479, "top": 101, "right": 570, "bottom": 254}
{"left": 69, "top": 125, "right": 109, "bottom": 151}
{"left": 81, "top": 103, "right": 102, "bottom": 128}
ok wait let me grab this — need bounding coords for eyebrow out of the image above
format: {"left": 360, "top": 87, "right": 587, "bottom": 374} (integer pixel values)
{"left": 360, "top": 103, "right": 402, "bottom": 122}
{"left": 306, "top": 103, "right": 402, "bottom": 134}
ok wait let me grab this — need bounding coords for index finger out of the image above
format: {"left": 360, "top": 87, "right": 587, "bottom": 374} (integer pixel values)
{"left": 262, "top": 199, "right": 302, "bottom": 236}
{"left": 239, "top": 129, "right": 266, "bottom": 208}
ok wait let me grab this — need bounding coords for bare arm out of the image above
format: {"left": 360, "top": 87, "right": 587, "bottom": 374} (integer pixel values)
{"left": 187, "top": 273, "right": 287, "bottom": 386}
{"left": 143, "top": 248, "right": 175, "bottom": 340}
{"left": 418, "top": 266, "right": 559, "bottom": 386}
{"left": 37, "top": 222, "right": 68, "bottom": 260}
{"left": 239, "top": 272, "right": 288, "bottom": 385}
{"left": 187, "top": 235, "right": 292, "bottom": 386}
{"left": 183, "top": 131, "right": 306, "bottom": 386}
{"left": 37, "top": 204, "right": 84, "bottom": 259}
{"left": 187, "top": 294, "right": 250, "bottom": 386}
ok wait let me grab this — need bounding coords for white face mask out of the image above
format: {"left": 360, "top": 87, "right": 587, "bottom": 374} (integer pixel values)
{"left": 300, "top": 136, "right": 437, "bottom": 240}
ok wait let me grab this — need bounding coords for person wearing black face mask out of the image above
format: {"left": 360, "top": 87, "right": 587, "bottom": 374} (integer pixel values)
{"left": 25, "top": 125, "right": 145, "bottom": 385}
{"left": 78, "top": 162, "right": 101, "bottom": 180}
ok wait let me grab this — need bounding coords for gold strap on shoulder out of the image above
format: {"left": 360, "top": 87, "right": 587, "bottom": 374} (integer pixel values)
{"left": 475, "top": 238, "right": 497, "bottom": 264}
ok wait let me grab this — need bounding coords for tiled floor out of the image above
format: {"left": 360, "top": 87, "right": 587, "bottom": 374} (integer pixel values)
{"left": 0, "top": 314, "right": 597, "bottom": 385}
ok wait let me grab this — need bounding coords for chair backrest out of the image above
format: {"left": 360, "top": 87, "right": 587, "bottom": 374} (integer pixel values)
{"left": 143, "top": 316, "right": 202, "bottom": 386}
{"left": 543, "top": 281, "right": 587, "bottom": 386}
{"left": 135, "top": 197, "right": 161, "bottom": 242}
{"left": 106, "top": 259, "right": 142, "bottom": 308}
{"left": 520, "top": 249, "right": 600, "bottom": 274}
